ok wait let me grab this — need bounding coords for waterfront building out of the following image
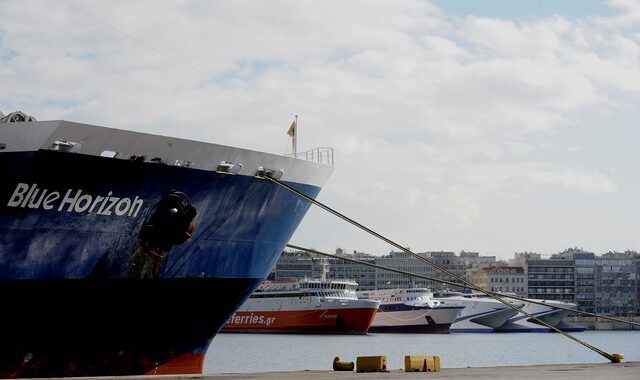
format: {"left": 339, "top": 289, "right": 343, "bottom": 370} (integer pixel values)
{"left": 595, "top": 251, "right": 639, "bottom": 316}
{"left": 526, "top": 248, "right": 640, "bottom": 316}
{"left": 469, "top": 266, "right": 527, "bottom": 297}
{"left": 510, "top": 252, "right": 541, "bottom": 269}
{"left": 460, "top": 251, "right": 497, "bottom": 278}
{"left": 374, "top": 251, "right": 436, "bottom": 290}
{"left": 328, "top": 250, "right": 376, "bottom": 290}
{"left": 423, "top": 251, "right": 466, "bottom": 291}
{"left": 271, "top": 250, "right": 313, "bottom": 281}
{"left": 459, "top": 251, "right": 497, "bottom": 268}
{"left": 526, "top": 253, "right": 575, "bottom": 302}
{"left": 574, "top": 250, "right": 597, "bottom": 314}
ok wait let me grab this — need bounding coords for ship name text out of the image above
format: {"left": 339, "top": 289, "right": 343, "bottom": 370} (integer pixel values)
{"left": 227, "top": 313, "right": 277, "bottom": 327}
{"left": 6, "top": 182, "right": 144, "bottom": 217}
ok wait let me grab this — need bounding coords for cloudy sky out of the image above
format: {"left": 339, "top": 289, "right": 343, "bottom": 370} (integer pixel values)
{"left": 1, "top": 0, "right": 638, "bottom": 259}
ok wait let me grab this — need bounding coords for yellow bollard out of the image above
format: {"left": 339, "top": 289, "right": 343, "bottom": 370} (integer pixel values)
{"left": 404, "top": 355, "right": 441, "bottom": 372}
{"left": 356, "top": 356, "right": 387, "bottom": 373}
{"left": 333, "top": 357, "right": 354, "bottom": 371}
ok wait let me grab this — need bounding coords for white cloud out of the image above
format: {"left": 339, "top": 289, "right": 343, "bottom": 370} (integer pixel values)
{"left": 1, "top": 0, "right": 638, "bottom": 257}
{"left": 594, "top": 0, "right": 640, "bottom": 27}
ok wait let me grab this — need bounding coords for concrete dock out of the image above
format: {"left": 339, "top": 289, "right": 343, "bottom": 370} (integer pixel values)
{"left": 195, "top": 362, "right": 638, "bottom": 379}
{"left": 49, "top": 362, "right": 638, "bottom": 380}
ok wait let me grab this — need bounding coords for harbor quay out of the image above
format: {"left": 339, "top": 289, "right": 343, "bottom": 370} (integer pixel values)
{"left": 42, "top": 362, "right": 640, "bottom": 380}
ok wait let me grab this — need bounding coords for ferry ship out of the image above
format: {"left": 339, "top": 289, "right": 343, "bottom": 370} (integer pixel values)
{"left": 222, "top": 276, "right": 380, "bottom": 334}
{"left": 433, "top": 291, "right": 524, "bottom": 333}
{"left": 494, "top": 297, "right": 585, "bottom": 332}
{"left": 358, "top": 288, "right": 464, "bottom": 333}
{"left": 0, "top": 111, "right": 333, "bottom": 377}
{"left": 435, "top": 290, "right": 584, "bottom": 333}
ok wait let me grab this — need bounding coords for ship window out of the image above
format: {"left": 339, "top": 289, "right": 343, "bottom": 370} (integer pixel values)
{"left": 100, "top": 150, "right": 118, "bottom": 158}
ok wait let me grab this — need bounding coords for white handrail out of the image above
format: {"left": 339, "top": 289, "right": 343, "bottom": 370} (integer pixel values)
{"left": 285, "top": 147, "right": 334, "bottom": 166}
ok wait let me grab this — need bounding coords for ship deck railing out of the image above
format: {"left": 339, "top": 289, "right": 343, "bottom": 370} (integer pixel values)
{"left": 285, "top": 147, "right": 334, "bottom": 166}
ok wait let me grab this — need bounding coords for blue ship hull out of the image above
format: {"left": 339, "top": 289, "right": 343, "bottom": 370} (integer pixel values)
{"left": 1, "top": 277, "right": 256, "bottom": 376}
{"left": 0, "top": 148, "right": 322, "bottom": 377}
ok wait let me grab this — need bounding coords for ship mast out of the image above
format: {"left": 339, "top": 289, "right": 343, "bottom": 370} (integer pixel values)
{"left": 293, "top": 115, "right": 297, "bottom": 155}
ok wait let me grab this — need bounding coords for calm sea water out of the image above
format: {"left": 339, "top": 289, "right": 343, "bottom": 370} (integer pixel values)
{"left": 204, "top": 331, "right": 640, "bottom": 374}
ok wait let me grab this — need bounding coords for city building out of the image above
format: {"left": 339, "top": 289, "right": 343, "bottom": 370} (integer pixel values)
{"left": 526, "top": 248, "right": 640, "bottom": 316}
{"left": 595, "top": 251, "right": 639, "bottom": 316}
{"left": 526, "top": 253, "right": 575, "bottom": 302}
{"left": 574, "top": 250, "right": 597, "bottom": 314}
{"left": 374, "top": 251, "right": 435, "bottom": 290}
{"left": 510, "top": 252, "right": 541, "bottom": 269}
{"left": 270, "top": 250, "right": 314, "bottom": 281}
{"left": 329, "top": 250, "right": 377, "bottom": 290}
{"left": 469, "top": 266, "right": 527, "bottom": 296}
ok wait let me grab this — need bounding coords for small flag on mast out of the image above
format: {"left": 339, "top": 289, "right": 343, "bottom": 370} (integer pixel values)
{"left": 287, "top": 118, "right": 296, "bottom": 137}
{"left": 287, "top": 115, "right": 297, "bottom": 154}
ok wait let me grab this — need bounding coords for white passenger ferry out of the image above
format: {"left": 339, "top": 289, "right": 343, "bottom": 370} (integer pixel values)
{"left": 358, "top": 288, "right": 464, "bottom": 333}
{"left": 223, "top": 276, "right": 380, "bottom": 334}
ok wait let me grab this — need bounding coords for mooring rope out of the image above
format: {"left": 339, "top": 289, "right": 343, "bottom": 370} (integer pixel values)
{"left": 264, "top": 176, "right": 622, "bottom": 363}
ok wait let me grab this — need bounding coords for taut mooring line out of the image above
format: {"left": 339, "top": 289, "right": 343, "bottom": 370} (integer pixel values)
{"left": 265, "top": 176, "right": 623, "bottom": 363}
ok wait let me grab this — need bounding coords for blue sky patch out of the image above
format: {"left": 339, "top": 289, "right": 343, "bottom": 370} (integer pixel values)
{"left": 432, "top": 0, "right": 616, "bottom": 21}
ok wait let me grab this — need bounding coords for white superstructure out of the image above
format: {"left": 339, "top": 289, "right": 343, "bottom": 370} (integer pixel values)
{"left": 242, "top": 278, "right": 376, "bottom": 312}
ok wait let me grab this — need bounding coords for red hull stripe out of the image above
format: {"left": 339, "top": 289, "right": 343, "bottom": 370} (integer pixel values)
{"left": 223, "top": 307, "right": 377, "bottom": 333}
{"left": 145, "top": 353, "right": 204, "bottom": 375}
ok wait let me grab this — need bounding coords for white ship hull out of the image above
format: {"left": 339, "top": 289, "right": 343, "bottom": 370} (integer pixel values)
{"left": 436, "top": 296, "right": 521, "bottom": 333}
{"left": 369, "top": 305, "right": 464, "bottom": 333}
{"left": 495, "top": 299, "right": 582, "bottom": 332}
{"left": 358, "top": 288, "right": 464, "bottom": 334}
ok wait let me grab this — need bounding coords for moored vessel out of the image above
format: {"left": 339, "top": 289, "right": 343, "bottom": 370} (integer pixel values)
{"left": 433, "top": 291, "right": 524, "bottom": 333}
{"left": 0, "top": 112, "right": 333, "bottom": 377}
{"left": 494, "top": 297, "right": 585, "bottom": 332}
{"left": 358, "top": 288, "right": 464, "bottom": 333}
{"left": 222, "top": 276, "right": 380, "bottom": 334}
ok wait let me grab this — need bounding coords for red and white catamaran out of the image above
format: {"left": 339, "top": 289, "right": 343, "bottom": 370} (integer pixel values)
{"left": 222, "top": 270, "right": 380, "bottom": 334}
